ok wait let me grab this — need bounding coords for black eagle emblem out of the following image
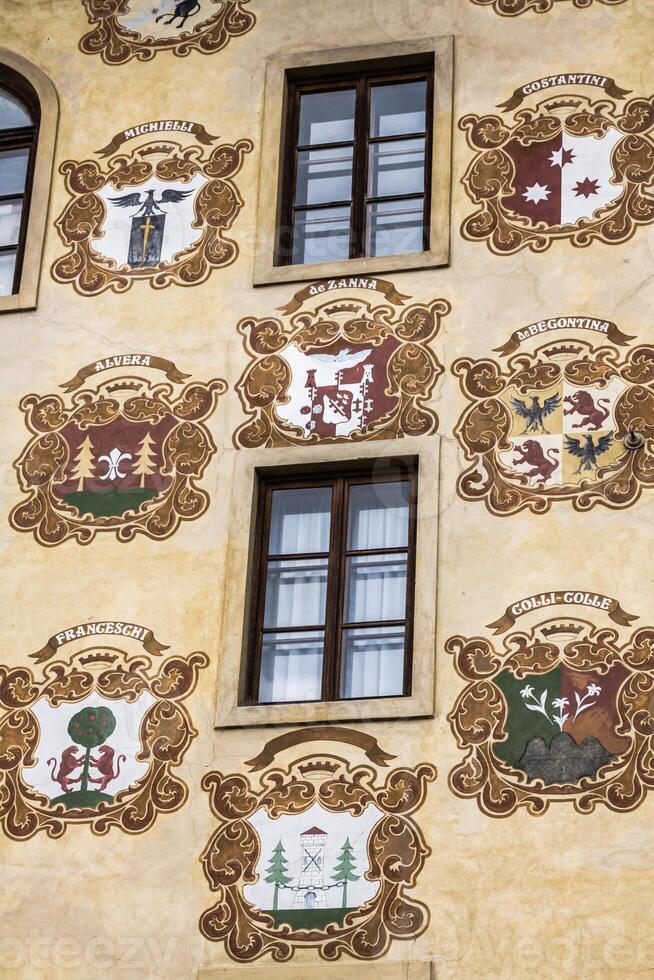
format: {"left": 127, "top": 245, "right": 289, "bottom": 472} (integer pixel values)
{"left": 564, "top": 432, "right": 614, "bottom": 474}
{"left": 108, "top": 188, "right": 194, "bottom": 216}
{"left": 511, "top": 393, "right": 562, "bottom": 434}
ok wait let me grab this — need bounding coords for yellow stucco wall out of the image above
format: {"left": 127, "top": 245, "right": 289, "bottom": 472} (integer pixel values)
{"left": 0, "top": 0, "right": 653, "bottom": 976}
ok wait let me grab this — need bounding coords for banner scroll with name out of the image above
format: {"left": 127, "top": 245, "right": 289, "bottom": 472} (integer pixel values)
{"left": 31, "top": 622, "right": 170, "bottom": 663}
{"left": 487, "top": 592, "right": 639, "bottom": 635}
{"left": 96, "top": 120, "right": 218, "bottom": 157}
{"left": 278, "top": 277, "right": 411, "bottom": 316}
{"left": 494, "top": 316, "right": 635, "bottom": 356}
{"left": 60, "top": 356, "right": 190, "bottom": 393}
{"left": 498, "top": 74, "right": 631, "bottom": 112}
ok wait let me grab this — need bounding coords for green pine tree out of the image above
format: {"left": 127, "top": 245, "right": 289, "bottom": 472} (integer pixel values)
{"left": 264, "top": 840, "right": 292, "bottom": 911}
{"left": 331, "top": 837, "right": 360, "bottom": 908}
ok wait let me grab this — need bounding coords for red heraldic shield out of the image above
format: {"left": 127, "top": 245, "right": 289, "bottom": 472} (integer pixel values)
{"left": 502, "top": 129, "right": 624, "bottom": 227}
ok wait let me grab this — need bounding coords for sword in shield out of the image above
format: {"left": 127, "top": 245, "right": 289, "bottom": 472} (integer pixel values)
{"left": 108, "top": 187, "right": 195, "bottom": 268}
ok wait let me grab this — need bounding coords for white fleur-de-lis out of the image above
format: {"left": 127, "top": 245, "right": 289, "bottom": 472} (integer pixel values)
{"left": 98, "top": 447, "right": 132, "bottom": 481}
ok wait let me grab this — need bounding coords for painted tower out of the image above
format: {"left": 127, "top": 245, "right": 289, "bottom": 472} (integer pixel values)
{"left": 293, "top": 826, "right": 328, "bottom": 910}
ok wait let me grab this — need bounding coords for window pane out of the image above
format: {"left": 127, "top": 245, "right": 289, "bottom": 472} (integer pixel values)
{"left": 264, "top": 558, "right": 328, "bottom": 628}
{"left": 340, "top": 626, "right": 405, "bottom": 699}
{"left": 0, "top": 199, "right": 22, "bottom": 246}
{"left": 365, "top": 197, "right": 424, "bottom": 257}
{"left": 259, "top": 630, "right": 324, "bottom": 703}
{"left": 370, "top": 81, "right": 427, "bottom": 138}
{"left": 344, "top": 554, "right": 407, "bottom": 623}
{"left": 0, "top": 89, "right": 32, "bottom": 129}
{"left": 368, "top": 137, "right": 425, "bottom": 198}
{"left": 296, "top": 146, "right": 353, "bottom": 206}
{"left": 299, "top": 89, "right": 355, "bottom": 146}
{"left": 0, "top": 148, "right": 29, "bottom": 196}
{"left": 348, "top": 481, "right": 410, "bottom": 550}
{"left": 0, "top": 249, "right": 16, "bottom": 295}
{"left": 269, "top": 487, "right": 332, "bottom": 554}
{"left": 293, "top": 206, "right": 351, "bottom": 265}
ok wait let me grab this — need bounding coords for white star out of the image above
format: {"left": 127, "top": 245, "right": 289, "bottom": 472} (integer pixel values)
{"left": 522, "top": 183, "right": 551, "bottom": 204}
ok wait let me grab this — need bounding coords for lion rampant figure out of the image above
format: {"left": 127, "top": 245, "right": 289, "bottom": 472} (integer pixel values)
{"left": 512, "top": 440, "right": 560, "bottom": 483}
{"left": 89, "top": 745, "right": 127, "bottom": 793}
{"left": 48, "top": 746, "right": 84, "bottom": 794}
{"left": 564, "top": 391, "right": 611, "bottom": 430}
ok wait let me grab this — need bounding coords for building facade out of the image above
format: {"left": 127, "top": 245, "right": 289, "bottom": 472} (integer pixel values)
{"left": 0, "top": 0, "right": 653, "bottom": 977}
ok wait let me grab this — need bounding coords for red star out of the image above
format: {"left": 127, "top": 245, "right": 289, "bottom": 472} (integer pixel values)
{"left": 561, "top": 148, "right": 575, "bottom": 166}
{"left": 574, "top": 177, "right": 600, "bottom": 199}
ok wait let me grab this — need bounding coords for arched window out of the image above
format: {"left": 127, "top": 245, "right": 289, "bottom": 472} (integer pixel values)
{"left": 0, "top": 69, "right": 39, "bottom": 297}
{"left": 0, "top": 50, "right": 58, "bottom": 313}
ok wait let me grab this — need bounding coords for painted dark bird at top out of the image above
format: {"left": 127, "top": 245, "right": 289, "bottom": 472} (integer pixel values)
{"left": 108, "top": 188, "right": 195, "bottom": 216}
{"left": 155, "top": 0, "right": 201, "bottom": 28}
{"left": 511, "top": 393, "right": 562, "bottom": 434}
{"left": 564, "top": 432, "right": 614, "bottom": 474}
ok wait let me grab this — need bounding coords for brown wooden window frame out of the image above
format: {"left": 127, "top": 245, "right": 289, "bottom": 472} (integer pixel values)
{"left": 0, "top": 66, "right": 40, "bottom": 296}
{"left": 243, "top": 458, "right": 418, "bottom": 707}
{"left": 277, "top": 56, "right": 434, "bottom": 267}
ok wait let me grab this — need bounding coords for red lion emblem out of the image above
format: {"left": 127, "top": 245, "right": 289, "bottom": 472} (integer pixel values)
{"left": 48, "top": 743, "right": 127, "bottom": 795}
{"left": 512, "top": 440, "right": 560, "bottom": 482}
{"left": 48, "top": 746, "right": 84, "bottom": 794}
{"left": 89, "top": 745, "right": 127, "bottom": 792}
{"left": 564, "top": 391, "right": 611, "bottom": 431}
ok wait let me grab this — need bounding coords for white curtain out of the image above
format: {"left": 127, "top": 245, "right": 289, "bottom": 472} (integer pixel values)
{"left": 341, "top": 627, "right": 405, "bottom": 699}
{"left": 260, "top": 482, "right": 409, "bottom": 702}
{"left": 348, "top": 482, "right": 409, "bottom": 550}
{"left": 261, "top": 488, "right": 332, "bottom": 702}
{"left": 260, "top": 632, "right": 323, "bottom": 704}
{"left": 264, "top": 559, "right": 328, "bottom": 629}
{"left": 269, "top": 487, "right": 331, "bottom": 554}
{"left": 345, "top": 554, "right": 407, "bottom": 624}
{"left": 343, "top": 481, "right": 409, "bottom": 698}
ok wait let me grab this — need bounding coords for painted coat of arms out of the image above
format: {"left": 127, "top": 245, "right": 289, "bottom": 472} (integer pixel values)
{"left": 234, "top": 278, "right": 448, "bottom": 448}
{"left": 447, "top": 593, "right": 654, "bottom": 816}
{"left": 51, "top": 120, "right": 252, "bottom": 295}
{"left": 460, "top": 74, "right": 654, "bottom": 253}
{"left": 199, "top": 727, "right": 436, "bottom": 961}
{"left": 10, "top": 354, "right": 225, "bottom": 545}
{"left": 453, "top": 318, "right": 654, "bottom": 514}
{"left": 79, "top": 0, "right": 256, "bottom": 66}
{"left": 469, "top": 0, "right": 627, "bottom": 15}
{"left": 0, "top": 622, "right": 208, "bottom": 839}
